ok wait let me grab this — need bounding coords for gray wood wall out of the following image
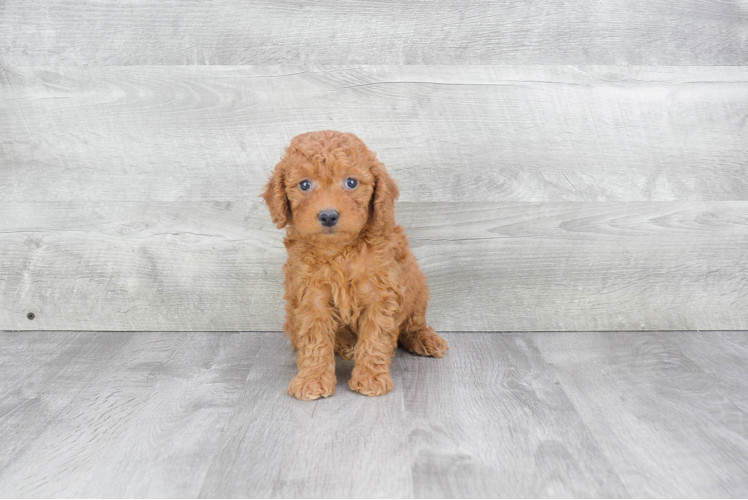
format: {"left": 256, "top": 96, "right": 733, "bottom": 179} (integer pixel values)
{"left": 1, "top": 1, "right": 747, "bottom": 331}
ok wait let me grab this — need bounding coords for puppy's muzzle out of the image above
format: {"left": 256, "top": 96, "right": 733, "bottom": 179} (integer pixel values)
{"left": 318, "top": 210, "right": 339, "bottom": 228}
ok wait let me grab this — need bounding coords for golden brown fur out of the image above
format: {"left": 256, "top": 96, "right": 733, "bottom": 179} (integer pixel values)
{"left": 262, "top": 130, "right": 448, "bottom": 400}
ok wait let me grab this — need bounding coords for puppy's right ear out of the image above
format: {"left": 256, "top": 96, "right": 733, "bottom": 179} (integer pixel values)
{"left": 261, "top": 161, "right": 290, "bottom": 228}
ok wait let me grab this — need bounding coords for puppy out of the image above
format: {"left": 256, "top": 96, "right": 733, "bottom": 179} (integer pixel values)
{"left": 262, "top": 130, "right": 448, "bottom": 400}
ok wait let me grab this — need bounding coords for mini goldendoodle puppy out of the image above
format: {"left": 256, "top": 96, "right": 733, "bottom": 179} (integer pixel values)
{"left": 262, "top": 130, "right": 448, "bottom": 400}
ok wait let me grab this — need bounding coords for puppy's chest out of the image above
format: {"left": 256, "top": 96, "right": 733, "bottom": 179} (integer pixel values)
{"left": 293, "top": 245, "right": 394, "bottom": 322}
{"left": 339, "top": 249, "right": 376, "bottom": 294}
{"left": 327, "top": 250, "right": 379, "bottom": 315}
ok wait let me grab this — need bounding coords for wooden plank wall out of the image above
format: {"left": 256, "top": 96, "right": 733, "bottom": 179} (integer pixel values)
{"left": 1, "top": 1, "right": 747, "bottom": 331}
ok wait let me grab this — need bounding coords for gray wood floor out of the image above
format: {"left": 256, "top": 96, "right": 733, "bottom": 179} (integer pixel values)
{"left": 1, "top": 331, "right": 746, "bottom": 498}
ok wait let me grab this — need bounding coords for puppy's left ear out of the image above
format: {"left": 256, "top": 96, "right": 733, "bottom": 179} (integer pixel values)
{"left": 369, "top": 159, "right": 399, "bottom": 230}
{"left": 262, "top": 161, "right": 290, "bottom": 228}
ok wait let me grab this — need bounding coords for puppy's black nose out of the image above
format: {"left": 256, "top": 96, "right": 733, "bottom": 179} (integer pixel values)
{"left": 318, "top": 210, "right": 339, "bottom": 227}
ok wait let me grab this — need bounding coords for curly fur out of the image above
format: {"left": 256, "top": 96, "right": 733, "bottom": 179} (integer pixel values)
{"left": 262, "top": 130, "right": 448, "bottom": 400}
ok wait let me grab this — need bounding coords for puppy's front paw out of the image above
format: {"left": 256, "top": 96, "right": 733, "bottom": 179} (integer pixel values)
{"left": 288, "top": 373, "right": 336, "bottom": 401}
{"left": 349, "top": 368, "right": 394, "bottom": 397}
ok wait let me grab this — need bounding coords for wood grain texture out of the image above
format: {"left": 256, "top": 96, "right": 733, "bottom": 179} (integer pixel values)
{"left": 665, "top": 331, "right": 748, "bottom": 413}
{"left": 0, "top": 331, "right": 264, "bottom": 498}
{"left": 2, "top": 331, "right": 747, "bottom": 497}
{"left": 2, "top": 200, "right": 746, "bottom": 332}
{"left": 2, "top": 65, "right": 747, "bottom": 203}
{"left": 531, "top": 331, "right": 748, "bottom": 497}
{"left": 0, "top": 332, "right": 132, "bottom": 474}
{"left": 197, "top": 332, "right": 412, "bottom": 498}
{"left": 395, "top": 333, "right": 628, "bottom": 497}
{"left": 1, "top": 0, "right": 747, "bottom": 65}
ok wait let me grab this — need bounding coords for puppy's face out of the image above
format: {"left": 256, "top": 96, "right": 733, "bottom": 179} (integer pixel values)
{"left": 283, "top": 153, "right": 374, "bottom": 242}
{"left": 263, "top": 131, "right": 398, "bottom": 245}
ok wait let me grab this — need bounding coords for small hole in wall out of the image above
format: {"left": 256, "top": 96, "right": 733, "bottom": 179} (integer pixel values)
{"left": 27, "top": 312, "right": 35, "bottom": 320}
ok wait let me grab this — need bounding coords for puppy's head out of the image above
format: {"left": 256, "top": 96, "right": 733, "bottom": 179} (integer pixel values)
{"left": 262, "top": 130, "right": 398, "bottom": 244}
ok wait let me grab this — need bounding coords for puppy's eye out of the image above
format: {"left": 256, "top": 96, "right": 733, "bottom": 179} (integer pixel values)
{"left": 345, "top": 178, "right": 358, "bottom": 189}
{"left": 299, "top": 180, "right": 312, "bottom": 191}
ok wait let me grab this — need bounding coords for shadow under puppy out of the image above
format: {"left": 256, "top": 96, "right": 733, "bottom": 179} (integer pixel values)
{"left": 263, "top": 130, "right": 448, "bottom": 400}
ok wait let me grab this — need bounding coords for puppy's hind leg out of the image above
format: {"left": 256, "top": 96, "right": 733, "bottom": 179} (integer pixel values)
{"left": 335, "top": 325, "right": 356, "bottom": 360}
{"left": 399, "top": 311, "right": 449, "bottom": 358}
